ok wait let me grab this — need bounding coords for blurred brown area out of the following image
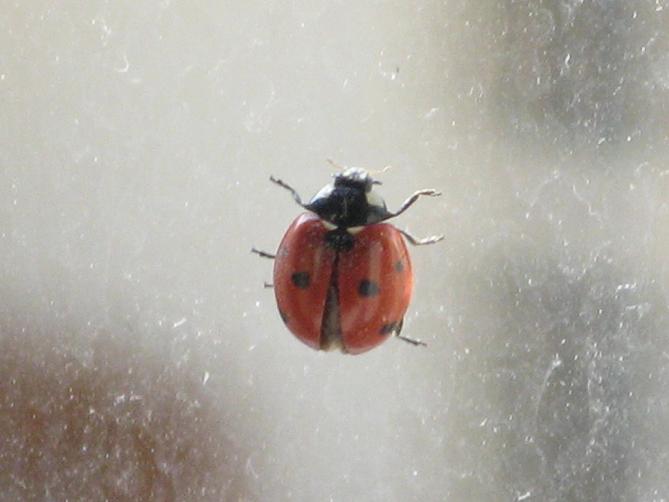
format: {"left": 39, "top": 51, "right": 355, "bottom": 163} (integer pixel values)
{"left": 0, "top": 323, "right": 250, "bottom": 501}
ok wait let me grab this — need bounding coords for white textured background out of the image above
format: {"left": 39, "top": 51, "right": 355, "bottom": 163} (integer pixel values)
{"left": 1, "top": 1, "right": 669, "bottom": 500}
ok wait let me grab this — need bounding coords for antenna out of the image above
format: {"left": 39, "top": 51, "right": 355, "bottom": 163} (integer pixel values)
{"left": 369, "top": 164, "right": 392, "bottom": 176}
{"left": 326, "top": 159, "right": 393, "bottom": 178}
{"left": 326, "top": 158, "right": 346, "bottom": 172}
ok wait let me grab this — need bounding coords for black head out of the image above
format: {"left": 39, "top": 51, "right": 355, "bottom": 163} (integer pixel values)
{"left": 333, "top": 167, "right": 375, "bottom": 193}
{"left": 305, "top": 168, "right": 392, "bottom": 228}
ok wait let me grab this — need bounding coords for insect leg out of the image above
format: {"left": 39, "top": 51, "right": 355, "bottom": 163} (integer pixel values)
{"left": 270, "top": 175, "right": 307, "bottom": 208}
{"left": 398, "top": 229, "right": 444, "bottom": 246}
{"left": 396, "top": 334, "right": 427, "bottom": 347}
{"left": 251, "top": 247, "right": 276, "bottom": 259}
{"left": 387, "top": 188, "right": 441, "bottom": 219}
{"left": 394, "top": 320, "right": 427, "bottom": 347}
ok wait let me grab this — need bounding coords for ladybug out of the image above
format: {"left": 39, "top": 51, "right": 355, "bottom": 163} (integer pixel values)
{"left": 253, "top": 166, "right": 442, "bottom": 354}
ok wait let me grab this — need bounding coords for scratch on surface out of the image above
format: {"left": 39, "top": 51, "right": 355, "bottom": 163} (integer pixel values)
{"left": 572, "top": 183, "right": 603, "bottom": 223}
{"left": 115, "top": 53, "right": 130, "bottom": 73}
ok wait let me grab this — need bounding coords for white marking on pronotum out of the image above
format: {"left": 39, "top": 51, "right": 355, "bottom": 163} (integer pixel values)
{"left": 366, "top": 189, "right": 385, "bottom": 209}
{"left": 312, "top": 183, "right": 334, "bottom": 202}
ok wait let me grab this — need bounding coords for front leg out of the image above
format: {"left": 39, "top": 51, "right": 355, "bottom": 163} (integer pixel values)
{"left": 270, "top": 175, "right": 308, "bottom": 209}
{"left": 386, "top": 189, "right": 441, "bottom": 219}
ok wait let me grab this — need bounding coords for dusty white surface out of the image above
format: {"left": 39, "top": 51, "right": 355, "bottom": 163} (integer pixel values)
{"left": 1, "top": 1, "right": 668, "bottom": 500}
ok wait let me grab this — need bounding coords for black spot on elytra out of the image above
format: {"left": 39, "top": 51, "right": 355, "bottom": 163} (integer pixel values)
{"left": 291, "top": 271, "right": 311, "bottom": 289}
{"left": 394, "top": 260, "right": 404, "bottom": 272}
{"left": 358, "top": 279, "right": 380, "bottom": 297}
{"left": 279, "top": 309, "right": 289, "bottom": 324}
{"left": 379, "top": 322, "right": 398, "bottom": 335}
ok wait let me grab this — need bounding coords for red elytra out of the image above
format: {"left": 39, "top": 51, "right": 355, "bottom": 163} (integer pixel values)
{"left": 273, "top": 212, "right": 413, "bottom": 354}
{"left": 255, "top": 167, "right": 442, "bottom": 354}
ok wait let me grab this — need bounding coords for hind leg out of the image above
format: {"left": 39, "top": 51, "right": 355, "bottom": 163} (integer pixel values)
{"left": 394, "top": 319, "right": 427, "bottom": 347}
